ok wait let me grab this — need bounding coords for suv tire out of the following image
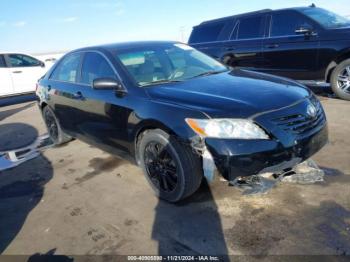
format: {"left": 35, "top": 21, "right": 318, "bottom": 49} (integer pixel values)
{"left": 138, "top": 129, "right": 203, "bottom": 202}
{"left": 331, "top": 59, "right": 350, "bottom": 101}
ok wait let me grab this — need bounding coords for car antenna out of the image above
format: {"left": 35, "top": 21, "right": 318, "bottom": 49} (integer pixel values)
{"left": 310, "top": 3, "right": 316, "bottom": 7}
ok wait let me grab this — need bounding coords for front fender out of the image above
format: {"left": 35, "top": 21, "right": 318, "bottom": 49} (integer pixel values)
{"left": 128, "top": 99, "right": 207, "bottom": 157}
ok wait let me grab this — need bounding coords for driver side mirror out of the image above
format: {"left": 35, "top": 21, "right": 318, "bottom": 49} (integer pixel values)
{"left": 92, "top": 78, "right": 127, "bottom": 96}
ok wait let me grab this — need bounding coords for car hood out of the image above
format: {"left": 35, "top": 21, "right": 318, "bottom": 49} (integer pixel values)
{"left": 146, "top": 69, "right": 311, "bottom": 119}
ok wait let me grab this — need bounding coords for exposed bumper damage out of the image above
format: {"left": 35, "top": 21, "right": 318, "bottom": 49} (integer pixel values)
{"left": 191, "top": 123, "right": 328, "bottom": 183}
{"left": 0, "top": 135, "right": 53, "bottom": 172}
{"left": 230, "top": 159, "right": 325, "bottom": 195}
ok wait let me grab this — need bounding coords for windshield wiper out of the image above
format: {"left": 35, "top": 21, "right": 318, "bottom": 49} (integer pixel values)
{"left": 141, "top": 79, "right": 183, "bottom": 87}
{"left": 190, "top": 70, "right": 227, "bottom": 79}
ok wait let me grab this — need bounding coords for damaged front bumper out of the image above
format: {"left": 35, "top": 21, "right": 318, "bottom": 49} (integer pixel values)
{"left": 201, "top": 123, "right": 328, "bottom": 182}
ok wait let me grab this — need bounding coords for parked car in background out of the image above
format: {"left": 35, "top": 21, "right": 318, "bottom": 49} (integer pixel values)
{"left": 189, "top": 5, "right": 350, "bottom": 100}
{"left": 36, "top": 41, "right": 328, "bottom": 202}
{"left": 0, "top": 53, "right": 49, "bottom": 97}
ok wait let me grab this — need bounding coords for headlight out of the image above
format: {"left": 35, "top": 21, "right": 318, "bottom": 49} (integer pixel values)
{"left": 185, "top": 118, "right": 269, "bottom": 139}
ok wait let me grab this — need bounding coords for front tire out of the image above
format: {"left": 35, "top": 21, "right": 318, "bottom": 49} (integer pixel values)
{"left": 330, "top": 59, "right": 350, "bottom": 101}
{"left": 42, "top": 106, "right": 72, "bottom": 145}
{"left": 138, "top": 129, "right": 203, "bottom": 203}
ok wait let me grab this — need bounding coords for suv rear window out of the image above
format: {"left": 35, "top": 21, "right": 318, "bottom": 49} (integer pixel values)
{"left": 189, "top": 22, "right": 225, "bottom": 43}
{"left": 236, "top": 16, "right": 264, "bottom": 39}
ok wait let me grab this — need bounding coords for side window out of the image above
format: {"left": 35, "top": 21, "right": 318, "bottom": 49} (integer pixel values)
{"left": 50, "top": 53, "right": 81, "bottom": 83}
{"left": 189, "top": 22, "right": 225, "bottom": 43}
{"left": 81, "top": 53, "right": 116, "bottom": 85}
{"left": 0, "top": 55, "right": 6, "bottom": 68}
{"left": 270, "top": 11, "right": 313, "bottom": 37}
{"left": 237, "top": 16, "right": 264, "bottom": 39}
{"left": 8, "top": 54, "right": 41, "bottom": 67}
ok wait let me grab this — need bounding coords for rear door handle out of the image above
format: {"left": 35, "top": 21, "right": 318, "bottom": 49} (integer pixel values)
{"left": 265, "top": 44, "right": 279, "bottom": 49}
{"left": 12, "top": 71, "right": 22, "bottom": 74}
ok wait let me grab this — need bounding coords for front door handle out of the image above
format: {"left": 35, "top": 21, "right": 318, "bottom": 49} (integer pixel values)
{"left": 73, "top": 91, "right": 85, "bottom": 100}
{"left": 12, "top": 70, "right": 22, "bottom": 74}
{"left": 265, "top": 44, "right": 279, "bottom": 49}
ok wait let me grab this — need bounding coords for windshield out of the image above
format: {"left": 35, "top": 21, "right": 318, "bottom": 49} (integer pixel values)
{"left": 300, "top": 8, "right": 350, "bottom": 29}
{"left": 115, "top": 43, "right": 228, "bottom": 87}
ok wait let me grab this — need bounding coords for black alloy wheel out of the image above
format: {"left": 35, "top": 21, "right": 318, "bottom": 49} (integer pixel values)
{"left": 144, "top": 141, "right": 178, "bottom": 193}
{"left": 138, "top": 129, "right": 203, "bottom": 202}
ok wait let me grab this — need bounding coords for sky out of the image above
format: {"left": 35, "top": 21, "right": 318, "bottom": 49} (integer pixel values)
{"left": 1, "top": 0, "right": 350, "bottom": 54}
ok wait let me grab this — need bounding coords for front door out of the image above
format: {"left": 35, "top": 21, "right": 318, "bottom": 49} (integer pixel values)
{"left": 261, "top": 10, "right": 320, "bottom": 80}
{"left": 70, "top": 51, "right": 132, "bottom": 155}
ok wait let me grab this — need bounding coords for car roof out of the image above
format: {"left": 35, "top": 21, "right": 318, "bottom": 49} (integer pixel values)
{"left": 197, "top": 6, "right": 315, "bottom": 26}
{"left": 72, "top": 41, "right": 180, "bottom": 53}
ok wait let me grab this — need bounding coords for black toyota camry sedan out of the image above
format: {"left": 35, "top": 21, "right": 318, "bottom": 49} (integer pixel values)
{"left": 36, "top": 41, "right": 328, "bottom": 202}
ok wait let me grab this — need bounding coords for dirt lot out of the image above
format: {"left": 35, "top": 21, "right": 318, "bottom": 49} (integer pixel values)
{"left": 0, "top": 95, "right": 349, "bottom": 257}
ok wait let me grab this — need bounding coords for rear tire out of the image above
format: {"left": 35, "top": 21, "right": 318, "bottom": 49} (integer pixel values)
{"left": 138, "top": 129, "right": 203, "bottom": 203}
{"left": 42, "top": 106, "right": 72, "bottom": 145}
{"left": 330, "top": 59, "right": 350, "bottom": 101}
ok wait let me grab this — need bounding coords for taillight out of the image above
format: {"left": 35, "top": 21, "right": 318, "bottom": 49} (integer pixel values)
{"left": 35, "top": 83, "right": 39, "bottom": 92}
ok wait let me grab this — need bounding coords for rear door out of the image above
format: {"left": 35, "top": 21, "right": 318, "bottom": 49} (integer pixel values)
{"left": 189, "top": 19, "right": 234, "bottom": 61}
{"left": 0, "top": 55, "right": 14, "bottom": 97}
{"left": 46, "top": 52, "right": 84, "bottom": 134}
{"left": 6, "top": 54, "right": 46, "bottom": 94}
{"left": 261, "top": 10, "right": 320, "bottom": 80}
{"left": 221, "top": 14, "right": 266, "bottom": 69}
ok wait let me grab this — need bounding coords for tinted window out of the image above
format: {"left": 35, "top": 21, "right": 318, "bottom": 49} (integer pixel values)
{"left": 271, "top": 11, "right": 313, "bottom": 37}
{"left": 8, "top": 54, "right": 41, "bottom": 67}
{"left": 300, "top": 8, "right": 350, "bottom": 29}
{"left": 51, "top": 53, "right": 81, "bottom": 83}
{"left": 0, "top": 55, "right": 6, "bottom": 68}
{"left": 237, "top": 16, "right": 264, "bottom": 39}
{"left": 189, "top": 22, "right": 225, "bottom": 43}
{"left": 81, "top": 53, "right": 115, "bottom": 85}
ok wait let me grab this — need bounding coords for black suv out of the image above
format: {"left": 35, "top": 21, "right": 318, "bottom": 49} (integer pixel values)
{"left": 189, "top": 6, "right": 350, "bottom": 100}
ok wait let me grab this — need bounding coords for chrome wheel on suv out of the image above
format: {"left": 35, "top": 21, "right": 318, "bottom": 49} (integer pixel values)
{"left": 331, "top": 59, "right": 350, "bottom": 101}
{"left": 337, "top": 66, "right": 350, "bottom": 93}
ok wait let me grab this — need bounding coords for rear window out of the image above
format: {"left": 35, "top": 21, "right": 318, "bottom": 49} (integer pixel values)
{"left": 236, "top": 16, "right": 264, "bottom": 39}
{"left": 189, "top": 22, "right": 225, "bottom": 43}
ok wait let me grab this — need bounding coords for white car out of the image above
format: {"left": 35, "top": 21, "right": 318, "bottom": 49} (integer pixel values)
{"left": 0, "top": 53, "right": 52, "bottom": 97}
